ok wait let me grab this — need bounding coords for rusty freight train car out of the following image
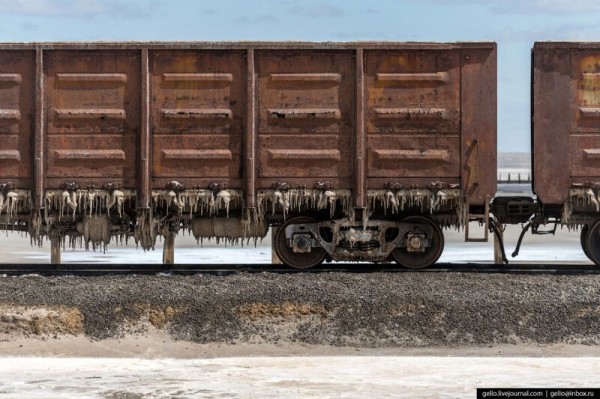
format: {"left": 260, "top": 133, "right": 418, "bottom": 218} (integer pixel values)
{"left": 504, "top": 42, "right": 600, "bottom": 266}
{"left": 0, "top": 42, "right": 497, "bottom": 268}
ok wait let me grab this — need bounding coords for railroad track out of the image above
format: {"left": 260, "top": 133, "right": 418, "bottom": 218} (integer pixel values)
{"left": 0, "top": 263, "right": 598, "bottom": 276}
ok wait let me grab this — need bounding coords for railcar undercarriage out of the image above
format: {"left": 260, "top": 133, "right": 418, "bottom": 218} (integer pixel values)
{"left": 274, "top": 214, "right": 445, "bottom": 269}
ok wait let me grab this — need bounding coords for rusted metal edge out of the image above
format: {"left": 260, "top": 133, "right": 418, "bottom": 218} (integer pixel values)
{"left": 54, "top": 150, "right": 126, "bottom": 160}
{"left": 0, "top": 150, "right": 21, "bottom": 161}
{"left": 374, "top": 107, "right": 448, "bottom": 119}
{"left": 267, "top": 149, "right": 341, "bottom": 161}
{"left": 270, "top": 73, "right": 341, "bottom": 82}
{"left": 376, "top": 72, "right": 449, "bottom": 83}
{"left": 0, "top": 73, "right": 22, "bottom": 83}
{"left": 268, "top": 108, "right": 341, "bottom": 119}
{"left": 355, "top": 48, "right": 366, "bottom": 210}
{"left": 373, "top": 149, "right": 450, "bottom": 161}
{"left": 56, "top": 73, "right": 127, "bottom": 82}
{"left": 580, "top": 108, "right": 600, "bottom": 118}
{"left": 162, "top": 73, "right": 233, "bottom": 82}
{"left": 161, "top": 149, "right": 233, "bottom": 160}
{"left": 534, "top": 41, "right": 600, "bottom": 49}
{"left": 0, "top": 110, "right": 21, "bottom": 120}
{"left": 0, "top": 42, "right": 497, "bottom": 51}
{"left": 244, "top": 48, "right": 256, "bottom": 210}
{"left": 34, "top": 47, "right": 44, "bottom": 209}
{"left": 54, "top": 108, "right": 127, "bottom": 120}
{"left": 583, "top": 149, "right": 600, "bottom": 159}
{"left": 161, "top": 108, "right": 232, "bottom": 119}
{"left": 140, "top": 48, "right": 150, "bottom": 209}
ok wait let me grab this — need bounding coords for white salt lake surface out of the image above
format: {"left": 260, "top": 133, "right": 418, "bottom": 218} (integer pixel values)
{"left": 0, "top": 356, "right": 599, "bottom": 398}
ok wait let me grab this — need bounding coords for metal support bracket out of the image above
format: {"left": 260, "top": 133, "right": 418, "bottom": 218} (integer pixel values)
{"left": 465, "top": 195, "right": 490, "bottom": 242}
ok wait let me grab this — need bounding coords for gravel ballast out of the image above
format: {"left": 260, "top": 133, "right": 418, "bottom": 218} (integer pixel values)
{"left": 0, "top": 272, "right": 599, "bottom": 347}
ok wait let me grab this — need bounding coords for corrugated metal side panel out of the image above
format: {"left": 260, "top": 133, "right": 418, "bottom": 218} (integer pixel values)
{"left": 365, "top": 49, "right": 461, "bottom": 188}
{"left": 0, "top": 42, "right": 497, "bottom": 213}
{"left": 0, "top": 51, "right": 35, "bottom": 189}
{"left": 569, "top": 50, "right": 600, "bottom": 181}
{"left": 255, "top": 50, "right": 355, "bottom": 189}
{"left": 44, "top": 50, "right": 140, "bottom": 188}
{"left": 532, "top": 44, "right": 571, "bottom": 205}
{"left": 150, "top": 50, "right": 245, "bottom": 189}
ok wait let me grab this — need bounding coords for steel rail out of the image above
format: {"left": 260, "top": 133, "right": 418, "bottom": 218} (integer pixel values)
{"left": 0, "top": 263, "right": 597, "bottom": 276}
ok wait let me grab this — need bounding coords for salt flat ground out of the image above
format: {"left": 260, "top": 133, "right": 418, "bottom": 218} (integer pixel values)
{"left": 0, "top": 355, "right": 599, "bottom": 398}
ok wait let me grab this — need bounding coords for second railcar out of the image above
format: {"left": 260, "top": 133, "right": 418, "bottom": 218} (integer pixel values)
{"left": 496, "top": 42, "right": 600, "bottom": 266}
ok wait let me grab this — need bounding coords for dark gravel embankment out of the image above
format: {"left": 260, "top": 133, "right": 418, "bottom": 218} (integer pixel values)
{"left": 1, "top": 273, "right": 599, "bottom": 347}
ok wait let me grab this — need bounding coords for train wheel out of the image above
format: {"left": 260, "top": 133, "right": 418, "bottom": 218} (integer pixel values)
{"left": 275, "top": 216, "right": 326, "bottom": 269}
{"left": 392, "top": 216, "right": 444, "bottom": 269}
{"left": 585, "top": 220, "right": 600, "bottom": 266}
{"left": 580, "top": 225, "right": 592, "bottom": 261}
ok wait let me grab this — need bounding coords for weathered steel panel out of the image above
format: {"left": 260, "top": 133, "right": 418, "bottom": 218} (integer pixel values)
{"left": 532, "top": 44, "right": 572, "bottom": 205}
{"left": 44, "top": 50, "right": 140, "bottom": 188}
{"left": 355, "top": 49, "right": 366, "bottom": 209}
{"left": 245, "top": 49, "right": 257, "bottom": 211}
{"left": 151, "top": 50, "right": 245, "bottom": 189}
{"left": 570, "top": 51, "right": 600, "bottom": 180}
{"left": 256, "top": 50, "right": 355, "bottom": 189}
{"left": 153, "top": 135, "right": 240, "bottom": 178}
{"left": 460, "top": 46, "right": 497, "bottom": 205}
{"left": 570, "top": 135, "right": 600, "bottom": 177}
{"left": 367, "top": 136, "right": 460, "bottom": 178}
{"left": 365, "top": 50, "right": 461, "bottom": 134}
{"left": 0, "top": 42, "right": 497, "bottom": 218}
{"left": 257, "top": 135, "right": 347, "bottom": 178}
{"left": 0, "top": 51, "right": 35, "bottom": 188}
{"left": 46, "top": 135, "right": 135, "bottom": 178}
{"left": 364, "top": 49, "right": 464, "bottom": 190}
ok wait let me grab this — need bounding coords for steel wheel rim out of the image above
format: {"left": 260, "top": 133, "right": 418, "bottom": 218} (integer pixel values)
{"left": 392, "top": 216, "right": 444, "bottom": 269}
{"left": 585, "top": 220, "right": 600, "bottom": 266}
{"left": 581, "top": 225, "right": 592, "bottom": 261}
{"left": 275, "top": 216, "right": 326, "bottom": 269}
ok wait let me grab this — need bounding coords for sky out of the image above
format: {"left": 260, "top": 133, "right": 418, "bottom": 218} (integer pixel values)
{"left": 1, "top": 0, "right": 599, "bottom": 153}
